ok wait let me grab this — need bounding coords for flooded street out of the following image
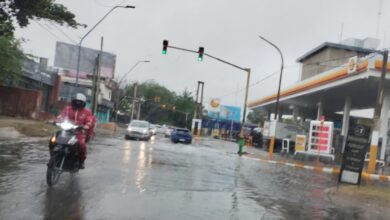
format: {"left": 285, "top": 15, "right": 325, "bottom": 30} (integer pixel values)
{"left": 0, "top": 134, "right": 388, "bottom": 220}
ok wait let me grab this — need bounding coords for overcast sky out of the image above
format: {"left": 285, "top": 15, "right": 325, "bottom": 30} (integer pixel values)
{"left": 15, "top": 0, "right": 390, "bottom": 111}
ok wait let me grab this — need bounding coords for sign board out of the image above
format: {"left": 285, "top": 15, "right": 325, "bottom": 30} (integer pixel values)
{"left": 295, "top": 135, "right": 306, "bottom": 153}
{"left": 347, "top": 56, "right": 357, "bottom": 74}
{"left": 208, "top": 98, "right": 221, "bottom": 111}
{"left": 339, "top": 124, "right": 370, "bottom": 185}
{"left": 54, "top": 41, "right": 117, "bottom": 79}
{"left": 207, "top": 104, "right": 241, "bottom": 122}
{"left": 308, "top": 120, "right": 334, "bottom": 154}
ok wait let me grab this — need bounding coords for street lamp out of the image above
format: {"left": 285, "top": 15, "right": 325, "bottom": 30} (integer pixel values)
{"left": 117, "top": 60, "right": 151, "bottom": 86}
{"left": 258, "top": 35, "right": 284, "bottom": 160}
{"left": 258, "top": 35, "right": 284, "bottom": 120}
{"left": 74, "top": 5, "right": 135, "bottom": 94}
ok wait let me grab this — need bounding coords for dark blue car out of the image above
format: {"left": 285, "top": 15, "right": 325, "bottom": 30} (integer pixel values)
{"left": 171, "top": 128, "right": 192, "bottom": 144}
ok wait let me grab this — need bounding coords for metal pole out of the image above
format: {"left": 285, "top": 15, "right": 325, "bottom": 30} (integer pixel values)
{"left": 130, "top": 83, "right": 137, "bottom": 122}
{"left": 73, "top": 5, "right": 135, "bottom": 96}
{"left": 95, "top": 37, "right": 103, "bottom": 115}
{"left": 137, "top": 100, "right": 141, "bottom": 120}
{"left": 194, "top": 82, "right": 200, "bottom": 119}
{"left": 258, "top": 36, "right": 284, "bottom": 120}
{"left": 242, "top": 68, "right": 251, "bottom": 125}
{"left": 200, "top": 81, "right": 204, "bottom": 116}
{"left": 368, "top": 50, "right": 388, "bottom": 173}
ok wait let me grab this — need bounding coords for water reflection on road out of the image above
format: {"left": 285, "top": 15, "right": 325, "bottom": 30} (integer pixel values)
{"left": 0, "top": 135, "right": 388, "bottom": 219}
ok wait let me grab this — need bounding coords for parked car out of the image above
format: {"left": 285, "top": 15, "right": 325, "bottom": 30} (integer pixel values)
{"left": 171, "top": 128, "right": 192, "bottom": 144}
{"left": 164, "top": 126, "right": 174, "bottom": 137}
{"left": 125, "top": 120, "right": 152, "bottom": 141}
{"left": 155, "top": 125, "right": 166, "bottom": 134}
{"left": 150, "top": 124, "right": 157, "bottom": 135}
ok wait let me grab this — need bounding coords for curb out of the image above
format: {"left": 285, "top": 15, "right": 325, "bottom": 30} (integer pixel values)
{"left": 244, "top": 156, "right": 390, "bottom": 183}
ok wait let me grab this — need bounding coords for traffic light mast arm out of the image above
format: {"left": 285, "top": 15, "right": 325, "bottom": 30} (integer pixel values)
{"left": 167, "top": 45, "right": 247, "bottom": 71}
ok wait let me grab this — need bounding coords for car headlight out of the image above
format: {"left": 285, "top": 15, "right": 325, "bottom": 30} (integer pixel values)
{"left": 127, "top": 128, "right": 132, "bottom": 131}
{"left": 143, "top": 129, "right": 147, "bottom": 133}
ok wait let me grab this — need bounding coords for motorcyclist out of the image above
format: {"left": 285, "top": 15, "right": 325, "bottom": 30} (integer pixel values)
{"left": 56, "top": 93, "right": 93, "bottom": 169}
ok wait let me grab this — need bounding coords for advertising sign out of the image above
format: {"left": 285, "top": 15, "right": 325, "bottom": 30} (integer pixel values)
{"left": 339, "top": 124, "right": 370, "bottom": 185}
{"left": 54, "top": 41, "right": 116, "bottom": 79}
{"left": 220, "top": 105, "right": 241, "bottom": 122}
{"left": 308, "top": 120, "right": 334, "bottom": 154}
{"left": 207, "top": 103, "right": 241, "bottom": 122}
{"left": 295, "top": 135, "right": 306, "bottom": 153}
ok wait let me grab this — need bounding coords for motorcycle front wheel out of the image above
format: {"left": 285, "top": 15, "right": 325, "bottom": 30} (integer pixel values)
{"left": 46, "top": 154, "right": 63, "bottom": 186}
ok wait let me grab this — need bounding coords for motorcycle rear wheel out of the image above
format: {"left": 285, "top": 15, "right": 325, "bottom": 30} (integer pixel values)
{"left": 46, "top": 154, "right": 62, "bottom": 186}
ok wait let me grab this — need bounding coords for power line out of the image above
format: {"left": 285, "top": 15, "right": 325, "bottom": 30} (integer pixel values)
{"left": 48, "top": 22, "right": 78, "bottom": 44}
{"left": 34, "top": 20, "right": 63, "bottom": 41}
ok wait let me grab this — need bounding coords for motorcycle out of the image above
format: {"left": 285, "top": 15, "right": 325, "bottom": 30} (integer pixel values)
{"left": 46, "top": 121, "right": 83, "bottom": 186}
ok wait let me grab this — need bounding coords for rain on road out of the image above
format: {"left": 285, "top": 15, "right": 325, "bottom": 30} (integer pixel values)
{"left": 0, "top": 133, "right": 383, "bottom": 220}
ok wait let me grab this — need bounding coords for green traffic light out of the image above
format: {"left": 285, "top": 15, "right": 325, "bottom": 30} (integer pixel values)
{"left": 162, "top": 50, "right": 167, "bottom": 55}
{"left": 197, "top": 56, "right": 203, "bottom": 61}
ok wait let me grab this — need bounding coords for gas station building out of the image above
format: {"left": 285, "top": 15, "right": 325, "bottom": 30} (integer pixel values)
{"left": 248, "top": 38, "right": 390, "bottom": 162}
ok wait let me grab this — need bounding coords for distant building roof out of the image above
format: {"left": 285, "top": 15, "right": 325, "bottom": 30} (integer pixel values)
{"left": 296, "top": 42, "right": 375, "bottom": 63}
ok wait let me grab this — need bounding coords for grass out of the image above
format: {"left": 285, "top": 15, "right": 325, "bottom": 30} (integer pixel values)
{"left": 0, "top": 117, "right": 57, "bottom": 137}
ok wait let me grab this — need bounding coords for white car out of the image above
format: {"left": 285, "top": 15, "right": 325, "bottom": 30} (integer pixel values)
{"left": 164, "top": 127, "right": 174, "bottom": 137}
{"left": 125, "top": 120, "right": 152, "bottom": 141}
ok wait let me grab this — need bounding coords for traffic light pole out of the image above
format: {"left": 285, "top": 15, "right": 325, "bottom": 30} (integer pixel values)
{"left": 166, "top": 45, "right": 251, "bottom": 129}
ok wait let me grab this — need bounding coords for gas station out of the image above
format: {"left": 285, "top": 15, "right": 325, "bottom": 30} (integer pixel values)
{"left": 248, "top": 39, "right": 390, "bottom": 170}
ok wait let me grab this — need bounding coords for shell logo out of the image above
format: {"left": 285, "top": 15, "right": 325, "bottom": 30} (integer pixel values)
{"left": 210, "top": 99, "right": 220, "bottom": 108}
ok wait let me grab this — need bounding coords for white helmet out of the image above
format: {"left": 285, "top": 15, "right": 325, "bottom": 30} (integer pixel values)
{"left": 74, "top": 93, "right": 87, "bottom": 102}
{"left": 71, "top": 93, "right": 87, "bottom": 109}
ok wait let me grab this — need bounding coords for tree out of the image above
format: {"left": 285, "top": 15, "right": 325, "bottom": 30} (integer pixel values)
{"left": 0, "top": 36, "right": 24, "bottom": 83}
{"left": 247, "top": 109, "right": 268, "bottom": 125}
{"left": 118, "top": 81, "right": 197, "bottom": 128}
{"left": 0, "top": 0, "right": 80, "bottom": 83}
{"left": 0, "top": 0, "right": 80, "bottom": 37}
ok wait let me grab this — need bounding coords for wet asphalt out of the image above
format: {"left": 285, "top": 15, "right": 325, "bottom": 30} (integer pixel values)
{"left": 0, "top": 133, "right": 388, "bottom": 220}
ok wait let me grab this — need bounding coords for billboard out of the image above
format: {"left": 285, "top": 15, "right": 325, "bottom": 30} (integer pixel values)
{"left": 54, "top": 41, "right": 116, "bottom": 79}
{"left": 208, "top": 105, "right": 241, "bottom": 122}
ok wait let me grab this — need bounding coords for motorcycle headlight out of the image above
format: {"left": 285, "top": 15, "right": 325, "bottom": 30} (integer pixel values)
{"left": 127, "top": 127, "right": 132, "bottom": 131}
{"left": 50, "top": 136, "right": 56, "bottom": 144}
{"left": 60, "top": 121, "right": 74, "bottom": 130}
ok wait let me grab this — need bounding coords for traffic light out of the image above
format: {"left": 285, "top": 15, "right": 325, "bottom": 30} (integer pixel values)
{"left": 197, "top": 47, "right": 204, "bottom": 61}
{"left": 162, "top": 40, "right": 169, "bottom": 55}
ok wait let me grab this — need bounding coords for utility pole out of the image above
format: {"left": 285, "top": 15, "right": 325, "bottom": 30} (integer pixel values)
{"left": 368, "top": 50, "right": 388, "bottom": 173}
{"left": 137, "top": 100, "right": 141, "bottom": 120}
{"left": 199, "top": 81, "right": 205, "bottom": 118}
{"left": 91, "top": 37, "right": 103, "bottom": 115}
{"left": 194, "top": 82, "right": 200, "bottom": 119}
{"left": 130, "top": 83, "right": 138, "bottom": 122}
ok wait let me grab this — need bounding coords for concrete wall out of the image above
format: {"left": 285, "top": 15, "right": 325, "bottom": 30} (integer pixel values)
{"left": 300, "top": 48, "right": 367, "bottom": 80}
{"left": 0, "top": 86, "right": 42, "bottom": 119}
{"left": 99, "top": 82, "right": 112, "bottom": 101}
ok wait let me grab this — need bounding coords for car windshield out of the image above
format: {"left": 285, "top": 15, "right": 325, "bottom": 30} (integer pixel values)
{"left": 130, "top": 121, "right": 149, "bottom": 128}
{"left": 176, "top": 129, "right": 189, "bottom": 134}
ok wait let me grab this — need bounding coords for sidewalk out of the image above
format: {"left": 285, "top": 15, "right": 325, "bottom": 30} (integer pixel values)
{"left": 199, "top": 137, "right": 390, "bottom": 183}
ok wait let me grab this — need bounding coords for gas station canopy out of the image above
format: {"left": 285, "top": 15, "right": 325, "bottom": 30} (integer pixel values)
{"left": 248, "top": 55, "right": 390, "bottom": 119}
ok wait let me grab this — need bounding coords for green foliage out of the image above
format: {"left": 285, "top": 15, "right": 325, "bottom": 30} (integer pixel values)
{"left": 119, "top": 81, "right": 197, "bottom": 128}
{"left": 0, "top": 0, "right": 80, "bottom": 37}
{"left": 247, "top": 109, "right": 268, "bottom": 125}
{"left": 0, "top": 36, "right": 24, "bottom": 83}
